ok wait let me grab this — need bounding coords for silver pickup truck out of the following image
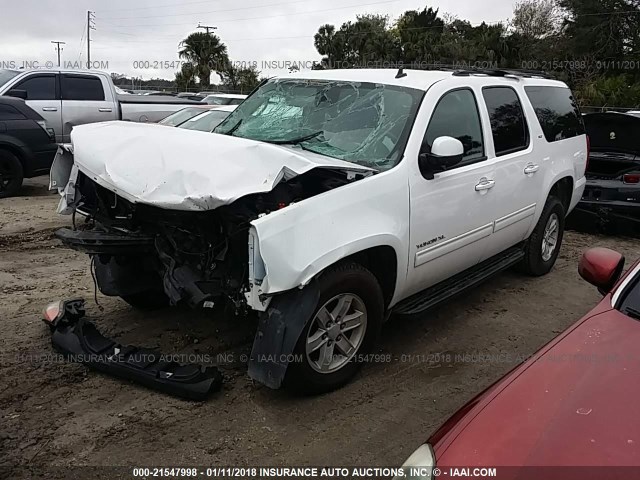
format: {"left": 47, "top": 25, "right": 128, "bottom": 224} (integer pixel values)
{"left": 0, "top": 69, "right": 199, "bottom": 142}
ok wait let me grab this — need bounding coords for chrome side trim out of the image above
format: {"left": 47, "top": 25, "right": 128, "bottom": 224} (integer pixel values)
{"left": 494, "top": 203, "right": 536, "bottom": 233}
{"left": 611, "top": 262, "right": 640, "bottom": 308}
{"left": 415, "top": 223, "right": 493, "bottom": 267}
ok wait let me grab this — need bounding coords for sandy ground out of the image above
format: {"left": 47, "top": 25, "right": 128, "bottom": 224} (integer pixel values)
{"left": 1, "top": 177, "right": 639, "bottom": 479}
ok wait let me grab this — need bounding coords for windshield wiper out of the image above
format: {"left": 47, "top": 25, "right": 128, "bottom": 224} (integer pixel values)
{"left": 269, "top": 131, "right": 323, "bottom": 145}
{"left": 224, "top": 119, "right": 243, "bottom": 137}
{"left": 624, "top": 306, "right": 640, "bottom": 320}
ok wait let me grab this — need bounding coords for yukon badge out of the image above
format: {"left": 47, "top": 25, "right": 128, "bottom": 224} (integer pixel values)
{"left": 417, "top": 235, "right": 446, "bottom": 250}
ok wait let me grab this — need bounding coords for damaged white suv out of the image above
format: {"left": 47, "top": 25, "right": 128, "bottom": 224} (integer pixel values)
{"left": 52, "top": 68, "right": 588, "bottom": 393}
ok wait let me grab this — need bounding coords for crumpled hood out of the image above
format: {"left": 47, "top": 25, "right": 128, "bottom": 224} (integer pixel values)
{"left": 71, "top": 121, "right": 372, "bottom": 210}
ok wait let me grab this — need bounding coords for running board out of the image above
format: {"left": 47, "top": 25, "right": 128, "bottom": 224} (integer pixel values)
{"left": 393, "top": 247, "right": 525, "bottom": 315}
{"left": 42, "top": 299, "right": 222, "bottom": 400}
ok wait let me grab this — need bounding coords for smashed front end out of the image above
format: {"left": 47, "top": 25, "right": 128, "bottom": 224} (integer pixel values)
{"left": 52, "top": 142, "right": 367, "bottom": 312}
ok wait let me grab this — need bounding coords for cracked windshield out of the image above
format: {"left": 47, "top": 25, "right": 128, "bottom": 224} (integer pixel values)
{"left": 214, "top": 78, "right": 423, "bottom": 170}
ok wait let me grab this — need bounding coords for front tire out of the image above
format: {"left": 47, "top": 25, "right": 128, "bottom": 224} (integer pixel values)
{"left": 285, "top": 262, "right": 384, "bottom": 394}
{"left": 0, "top": 150, "right": 24, "bottom": 199}
{"left": 518, "top": 196, "right": 565, "bottom": 276}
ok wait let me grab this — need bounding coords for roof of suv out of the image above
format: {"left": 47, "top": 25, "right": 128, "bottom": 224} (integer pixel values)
{"left": 281, "top": 68, "right": 567, "bottom": 91}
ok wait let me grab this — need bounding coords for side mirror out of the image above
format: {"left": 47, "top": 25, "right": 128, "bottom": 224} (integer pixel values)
{"left": 419, "top": 136, "right": 464, "bottom": 180}
{"left": 578, "top": 248, "right": 625, "bottom": 295}
{"left": 6, "top": 89, "right": 28, "bottom": 100}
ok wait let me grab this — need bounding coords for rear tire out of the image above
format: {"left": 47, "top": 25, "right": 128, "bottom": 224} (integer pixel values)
{"left": 284, "top": 262, "right": 384, "bottom": 394}
{"left": 121, "top": 291, "right": 169, "bottom": 310}
{"left": 518, "top": 196, "right": 565, "bottom": 276}
{"left": 0, "top": 150, "right": 24, "bottom": 199}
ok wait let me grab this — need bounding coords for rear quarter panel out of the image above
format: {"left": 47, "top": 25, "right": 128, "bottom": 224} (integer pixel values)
{"left": 518, "top": 82, "right": 588, "bottom": 229}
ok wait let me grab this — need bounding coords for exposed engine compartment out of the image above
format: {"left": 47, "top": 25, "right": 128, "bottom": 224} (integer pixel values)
{"left": 63, "top": 168, "right": 366, "bottom": 309}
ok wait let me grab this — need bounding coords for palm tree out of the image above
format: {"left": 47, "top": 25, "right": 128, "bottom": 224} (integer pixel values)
{"left": 178, "top": 32, "right": 229, "bottom": 88}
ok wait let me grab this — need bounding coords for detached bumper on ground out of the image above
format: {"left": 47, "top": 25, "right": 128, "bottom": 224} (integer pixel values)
{"left": 42, "top": 299, "right": 223, "bottom": 400}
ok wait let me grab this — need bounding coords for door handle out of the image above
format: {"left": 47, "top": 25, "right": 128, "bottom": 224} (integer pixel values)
{"left": 475, "top": 178, "right": 496, "bottom": 192}
{"left": 42, "top": 107, "right": 58, "bottom": 112}
{"left": 524, "top": 164, "right": 540, "bottom": 175}
{"left": 98, "top": 108, "right": 113, "bottom": 112}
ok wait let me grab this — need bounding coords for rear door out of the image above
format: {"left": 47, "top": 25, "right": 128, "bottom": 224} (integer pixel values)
{"left": 60, "top": 73, "right": 117, "bottom": 142}
{"left": 13, "top": 73, "right": 62, "bottom": 142}
{"left": 477, "top": 85, "right": 540, "bottom": 261}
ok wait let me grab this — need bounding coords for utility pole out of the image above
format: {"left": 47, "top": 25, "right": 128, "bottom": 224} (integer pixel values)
{"left": 51, "top": 41, "right": 66, "bottom": 67}
{"left": 87, "top": 11, "right": 96, "bottom": 69}
{"left": 197, "top": 23, "right": 217, "bottom": 35}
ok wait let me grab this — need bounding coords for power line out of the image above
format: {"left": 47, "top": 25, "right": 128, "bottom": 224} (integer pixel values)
{"left": 87, "top": 11, "right": 96, "bottom": 68}
{"left": 95, "top": 20, "right": 506, "bottom": 43}
{"left": 96, "top": 0, "right": 398, "bottom": 28}
{"left": 99, "top": 0, "right": 225, "bottom": 13}
{"left": 101, "top": 0, "right": 320, "bottom": 20}
{"left": 77, "top": 23, "right": 86, "bottom": 62}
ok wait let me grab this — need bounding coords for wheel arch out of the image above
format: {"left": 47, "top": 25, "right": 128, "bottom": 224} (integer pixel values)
{"left": 339, "top": 245, "right": 398, "bottom": 309}
{"left": 257, "top": 234, "right": 405, "bottom": 310}
{"left": 0, "top": 139, "right": 28, "bottom": 169}
{"left": 548, "top": 175, "right": 574, "bottom": 215}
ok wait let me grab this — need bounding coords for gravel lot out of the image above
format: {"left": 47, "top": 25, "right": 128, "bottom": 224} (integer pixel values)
{"left": 1, "top": 177, "right": 638, "bottom": 479}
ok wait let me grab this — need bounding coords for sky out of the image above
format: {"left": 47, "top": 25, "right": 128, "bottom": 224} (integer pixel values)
{"left": 0, "top": 0, "right": 517, "bottom": 84}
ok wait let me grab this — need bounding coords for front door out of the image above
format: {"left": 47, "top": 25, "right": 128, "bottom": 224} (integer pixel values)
{"left": 16, "top": 73, "right": 63, "bottom": 142}
{"left": 405, "top": 85, "right": 497, "bottom": 298}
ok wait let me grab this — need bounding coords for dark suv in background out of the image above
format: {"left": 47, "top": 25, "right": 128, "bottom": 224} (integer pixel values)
{"left": 0, "top": 96, "right": 57, "bottom": 198}
{"left": 568, "top": 112, "right": 640, "bottom": 235}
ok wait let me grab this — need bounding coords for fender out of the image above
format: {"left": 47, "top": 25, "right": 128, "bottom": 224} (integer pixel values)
{"left": 248, "top": 167, "right": 410, "bottom": 309}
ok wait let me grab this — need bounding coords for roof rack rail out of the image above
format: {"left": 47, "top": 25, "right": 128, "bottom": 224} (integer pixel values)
{"left": 451, "top": 68, "right": 553, "bottom": 79}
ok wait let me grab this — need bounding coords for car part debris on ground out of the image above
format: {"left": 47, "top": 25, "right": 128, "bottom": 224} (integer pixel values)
{"left": 42, "top": 298, "right": 223, "bottom": 400}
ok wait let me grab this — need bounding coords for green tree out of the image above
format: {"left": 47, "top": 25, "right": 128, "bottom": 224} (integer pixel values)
{"left": 575, "top": 74, "right": 640, "bottom": 108}
{"left": 178, "top": 32, "right": 229, "bottom": 88}
{"left": 174, "top": 62, "right": 197, "bottom": 91}
{"left": 218, "top": 65, "right": 261, "bottom": 93}
{"left": 395, "top": 7, "right": 444, "bottom": 63}
{"left": 557, "top": 0, "right": 640, "bottom": 64}
{"left": 314, "top": 14, "right": 399, "bottom": 68}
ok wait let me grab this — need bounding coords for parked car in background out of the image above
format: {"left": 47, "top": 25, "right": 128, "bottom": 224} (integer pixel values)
{"left": 143, "top": 91, "right": 177, "bottom": 96}
{"left": 177, "top": 105, "right": 237, "bottom": 132}
{"left": 176, "top": 92, "right": 205, "bottom": 102}
{"left": 398, "top": 247, "right": 640, "bottom": 478}
{"left": 200, "top": 93, "right": 247, "bottom": 105}
{"left": 568, "top": 112, "right": 640, "bottom": 235}
{"left": 52, "top": 69, "right": 587, "bottom": 393}
{"left": 0, "top": 69, "right": 200, "bottom": 142}
{"left": 0, "top": 97, "right": 57, "bottom": 197}
{"left": 157, "top": 105, "right": 217, "bottom": 127}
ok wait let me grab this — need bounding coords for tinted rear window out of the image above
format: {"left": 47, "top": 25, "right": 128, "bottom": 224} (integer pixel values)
{"left": 525, "top": 86, "right": 584, "bottom": 142}
{"left": 62, "top": 75, "right": 105, "bottom": 101}
{"left": 482, "top": 87, "right": 529, "bottom": 156}
{"left": 0, "top": 104, "right": 27, "bottom": 120}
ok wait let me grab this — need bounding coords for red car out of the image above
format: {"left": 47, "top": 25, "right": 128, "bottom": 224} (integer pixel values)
{"left": 399, "top": 248, "right": 640, "bottom": 480}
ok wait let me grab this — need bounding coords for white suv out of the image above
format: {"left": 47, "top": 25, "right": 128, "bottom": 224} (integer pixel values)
{"left": 52, "top": 68, "right": 587, "bottom": 393}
